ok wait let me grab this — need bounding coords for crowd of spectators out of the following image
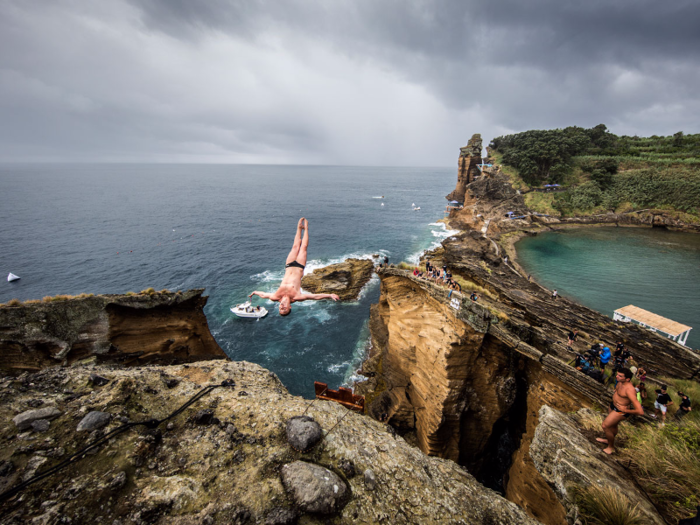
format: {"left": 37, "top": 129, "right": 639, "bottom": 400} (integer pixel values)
{"left": 411, "top": 259, "right": 463, "bottom": 294}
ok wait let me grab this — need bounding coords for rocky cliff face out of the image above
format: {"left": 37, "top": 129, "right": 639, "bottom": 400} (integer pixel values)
{"left": 0, "top": 360, "right": 541, "bottom": 524}
{"left": 446, "top": 134, "right": 483, "bottom": 204}
{"left": 0, "top": 290, "right": 226, "bottom": 375}
{"left": 300, "top": 258, "right": 375, "bottom": 301}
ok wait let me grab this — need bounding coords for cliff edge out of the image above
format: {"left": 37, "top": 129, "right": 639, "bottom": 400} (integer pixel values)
{"left": 0, "top": 290, "right": 226, "bottom": 375}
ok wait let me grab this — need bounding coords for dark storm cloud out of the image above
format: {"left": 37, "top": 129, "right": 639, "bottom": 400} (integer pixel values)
{"left": 1, "top": 0, "right": 699, "bottom": 163}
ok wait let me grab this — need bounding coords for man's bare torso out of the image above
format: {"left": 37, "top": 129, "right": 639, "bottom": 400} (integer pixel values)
{"left": 273, "top": 266, "right": 304, "bottom": 302}
{"left": 612, "top": 382, "right": 635, "bottom": 411}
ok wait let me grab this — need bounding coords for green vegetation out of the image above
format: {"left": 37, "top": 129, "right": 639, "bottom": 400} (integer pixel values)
{"left": 490, "top": 126, "right": 700, "bottom": 220}
{"left": 396, "top": 261, "right": 415, "bottom": 270}
{"left": 572, "top": 485, "right": 644, "bottom": 525}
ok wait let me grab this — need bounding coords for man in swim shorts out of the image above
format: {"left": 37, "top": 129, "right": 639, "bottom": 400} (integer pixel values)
{"left": 596, "top": 368, "right": 644, "bottom": 454}
{"left": 249, "top": 218, "right": 340, "bottom": 316}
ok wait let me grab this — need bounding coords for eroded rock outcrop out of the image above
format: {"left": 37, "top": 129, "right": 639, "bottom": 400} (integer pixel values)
{"left": 446, "top": 134, "right": 484, "bottom": 204}
{"left": 0, "top": 360, "right": 540, "bottom": 524}
{"left": 0, "top": 290, "right": 226, "bottom": 374}
{"left": 301, "top": 258, "right": 374, "bottom": 301}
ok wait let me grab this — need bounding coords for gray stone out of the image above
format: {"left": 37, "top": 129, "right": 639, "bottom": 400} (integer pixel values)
{"left": 193, "top": 409, "right": 214, "bottom": 425}
{"left": 110, "top": 471, "right": 127, "bottom": 490}
{"left": 89, "top": 373, "right": 110, "bottom": 386}
{"left": 338, "top": 460, "right": 355, "bottom": 478}
{"left": 285, "top": 416, "right": 322, "bottom": 452}
{"left": 0, "top": 460, "right": 14, "bottom": 477}
{"left": 23, "top": 455, "right": 48, "bottom": 482}
{"left": 281, "top": 461, "right": 348, "bottom": 514}
{"left": 77, "top": 411, "right": 111, "bottom": 432}
{"left": 31, "top": 419, "right": 50, "bottom": 433}
{"left": 264, "top": 506, "right": 298, "bottom": 525}
{"left": 363, "top": 468, "right": 376, "bottom": 490}
{"left": 13, "top": 407, "right": 62, "bottom": 431}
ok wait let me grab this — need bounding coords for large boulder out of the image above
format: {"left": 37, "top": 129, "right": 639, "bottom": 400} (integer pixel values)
{"left": 281, "top": 461, "right": 348, "bottom": 514}
{"left": 301, "top": 258, "right": 374, "bottom": 301}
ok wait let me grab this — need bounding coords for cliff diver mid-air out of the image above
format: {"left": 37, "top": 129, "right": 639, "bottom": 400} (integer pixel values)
{"left": 249, "top": 218, "right": 340, "bottom": 316}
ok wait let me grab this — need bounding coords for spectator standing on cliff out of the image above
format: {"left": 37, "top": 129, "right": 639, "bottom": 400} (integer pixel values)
{"left": 567, "top": 329, "right": 579, "bottom": 348}
{"left": 249, "top": 218, "right": 340, "bottom": 315}
{"left": 675, "top": 392, "right": 692, "bottom": 420}
{"left": 383, "top": 256, "right": 389, "bottom": 268}
{"left": 552, "top": 289, "right": 558, "bottom": 300}
{"left": 600, "top": 346, "right": 612, "bottom": 371}
{"left": 596, "top": 368, "right": 644, "bottom": 455}
{"left": 653, "top": 386, "right": 673, "bottom": 426}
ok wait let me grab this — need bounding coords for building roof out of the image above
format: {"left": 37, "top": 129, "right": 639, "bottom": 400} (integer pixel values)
{"left": 614, "top": 305, "right": 692, "bottom": 337}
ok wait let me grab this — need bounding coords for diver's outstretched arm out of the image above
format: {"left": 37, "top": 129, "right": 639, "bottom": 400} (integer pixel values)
{"left": 300, "top": 293, "right": 340, "bottom": 302}
{"left": 249, "top": 291, "right": 274, "bottom": 300}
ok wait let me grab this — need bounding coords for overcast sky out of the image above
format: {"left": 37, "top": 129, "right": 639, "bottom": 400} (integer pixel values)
{"left": 1, "top": 0, "right": 699, "bottom": 165}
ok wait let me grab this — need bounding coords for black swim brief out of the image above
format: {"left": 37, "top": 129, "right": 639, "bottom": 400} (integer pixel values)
{"left": 285, "top": 261, "right": 305, "bottom": 270}
{"left": 610, "top": 401, "right": 630, "bottom": 417}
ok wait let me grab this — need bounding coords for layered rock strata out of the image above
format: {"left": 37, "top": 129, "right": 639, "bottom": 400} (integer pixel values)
{"left": 0, "top": 290, "right": 226, "bottom": 374}
{"left": 300, "top": 258, "right": 375, "bottom": 301}
{"left": 0, "top": 360, "right": 540, "bottom": 524}
{"left": 446, "top": 134, "right": 484, "bottom": 204}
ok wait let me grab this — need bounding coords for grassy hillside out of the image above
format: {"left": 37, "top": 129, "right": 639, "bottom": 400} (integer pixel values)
{"left": 490, "top": 126, "right": 700, "bottom": 221}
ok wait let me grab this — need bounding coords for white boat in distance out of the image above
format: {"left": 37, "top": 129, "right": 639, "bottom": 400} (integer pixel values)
{"left": 231, "top": 301, "right": 268, "bottom": 319}
{"left": 7, "top": 273, "right": 20, "bottom": 282}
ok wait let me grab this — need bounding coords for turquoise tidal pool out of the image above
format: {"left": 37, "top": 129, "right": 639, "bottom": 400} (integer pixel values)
{"left": 515, "top": 227, "right": 700, "bottom": 351}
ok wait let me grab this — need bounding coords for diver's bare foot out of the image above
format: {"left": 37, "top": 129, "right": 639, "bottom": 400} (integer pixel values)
{"left": 303, "top": 218, "right": 308, "bottom": 229}
{"left": 596, "top": 438, "right": 608, "bottom": 444}
{"left": 602, "top": 447, "right": 615, "bottom": 455}
{"left": 298, "top": 218, "right": 305, "bottom": 230}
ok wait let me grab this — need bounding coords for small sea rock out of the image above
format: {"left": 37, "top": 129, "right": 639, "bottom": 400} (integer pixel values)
{"left": 13, "top": 407, "right": 62, "bottom": 431}
{"left": 286, "top": 416, "right": 322, "bottom": 452}
{"left": 31, "top": 419, "right": 50, "bottom": 433}
{"left": 364, "top": 469, "right": 377, "bottom": 490}
{"left": 77, "top": 411, "right": 111, "bottom": 432}
{"left": 281, "top": 461, "right": 348, "bottom": 514}
{"left": 89, "top": 374, "right": 110, "bottom": 387}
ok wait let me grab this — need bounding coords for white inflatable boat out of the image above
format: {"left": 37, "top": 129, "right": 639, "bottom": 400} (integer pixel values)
{"left": 230, "top": 301, "right": 268, "bottom": 319}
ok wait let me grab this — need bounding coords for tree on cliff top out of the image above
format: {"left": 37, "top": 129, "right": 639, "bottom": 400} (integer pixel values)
{"left": 489, "top": 126, "right": 594, "bottom": 184}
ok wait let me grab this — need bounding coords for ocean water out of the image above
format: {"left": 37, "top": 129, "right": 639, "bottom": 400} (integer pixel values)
{"left": 515, "top": 227, "right": 700, "bottom": 350}
{"left": 0, "top": 164, "right": 457, "bottom": 397}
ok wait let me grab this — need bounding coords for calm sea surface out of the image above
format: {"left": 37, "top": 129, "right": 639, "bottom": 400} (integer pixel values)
{"left": 0, "top": 164, "right": 457, "bottom": 397}
{"left": 515, "top": 227, "right": 700, "bottom": 350}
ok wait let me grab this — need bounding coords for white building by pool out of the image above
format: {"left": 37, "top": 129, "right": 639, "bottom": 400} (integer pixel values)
{"left": 613, "top": 304, "right": 692, "bottom": 347}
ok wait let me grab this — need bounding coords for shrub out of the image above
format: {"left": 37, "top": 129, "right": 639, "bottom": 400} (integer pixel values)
{"left": 396, "top": 262, "right": 415, "bottom": 271}
{"left": 141, "top": 288, "right": 156, "bottom": 295}
{"left": 572, "top": 485, "right": 644, "bottom": 525}
{"left": 125, "top": 291, "right": 136, "bottom": 296}
{"left": 6, "top": 299, "right": 21, "bottom": 307}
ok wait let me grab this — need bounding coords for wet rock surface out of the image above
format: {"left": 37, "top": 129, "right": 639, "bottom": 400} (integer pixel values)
{"left": 0, "top": 360, "right": 540, "bottom": 524}
{"left": 300, "top": 258, "right": 375, "bottom": 301}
